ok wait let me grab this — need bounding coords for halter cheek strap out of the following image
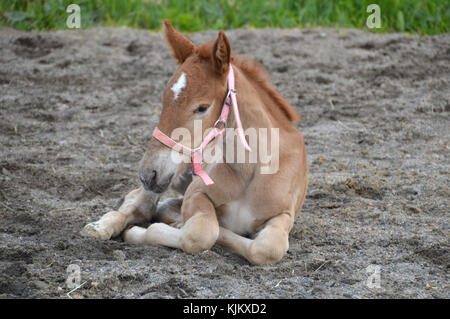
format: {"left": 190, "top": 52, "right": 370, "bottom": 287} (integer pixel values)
{"left": 152, "top": 65, "right": 251, "bottom": 185}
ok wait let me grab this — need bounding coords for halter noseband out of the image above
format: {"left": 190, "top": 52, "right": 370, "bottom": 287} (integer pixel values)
{"left": 152, "top": 65, "right": 251, "bottom": 185}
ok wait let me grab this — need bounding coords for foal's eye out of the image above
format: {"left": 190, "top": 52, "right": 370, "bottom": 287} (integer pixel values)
{"left": 194, "top": 104, "right": 209, "bottom": 114}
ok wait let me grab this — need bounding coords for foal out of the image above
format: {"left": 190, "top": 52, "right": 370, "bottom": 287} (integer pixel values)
{"left": 82, "top": 20, "right": 308, "bottom": 265}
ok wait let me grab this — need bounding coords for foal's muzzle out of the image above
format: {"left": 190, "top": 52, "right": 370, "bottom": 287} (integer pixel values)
{"left": 138, "top": 147, "right": 177, "bottom": 194}
{"left": 139, "top": 170, "right": 156, "bottom": 191}
{"left": 139, "top": 169, "right": 173, "bottom": 193}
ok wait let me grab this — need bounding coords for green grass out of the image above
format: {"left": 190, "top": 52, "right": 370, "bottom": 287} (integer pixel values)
{"left": 0, "top": 0, "right": 448, "bottom": 34}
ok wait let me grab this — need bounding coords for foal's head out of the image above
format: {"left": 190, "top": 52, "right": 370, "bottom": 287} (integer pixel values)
{"left": 139, "top": 20, "right": 232, "bottom": 193}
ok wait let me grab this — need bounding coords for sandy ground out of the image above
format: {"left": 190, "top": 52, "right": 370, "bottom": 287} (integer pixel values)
{"left": 0, "top": 26, "right": 449, "bottom": 299}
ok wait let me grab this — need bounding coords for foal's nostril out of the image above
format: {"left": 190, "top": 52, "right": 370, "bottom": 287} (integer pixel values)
{"left": 149, "top": 170, "right": 157, "bottom": 186}
{"left": 140, "top": 170, "right": 157, "bottom": 190}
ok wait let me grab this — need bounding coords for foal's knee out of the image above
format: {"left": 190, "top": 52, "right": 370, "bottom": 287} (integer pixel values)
{"left": 180, "top": 215, "right": 219, "bottom": 254}
{"left": 248, "top": 239, "right": 289, "bottom": 265}
{"left": 181, "top": 233, "right": 216, "bottom": 254}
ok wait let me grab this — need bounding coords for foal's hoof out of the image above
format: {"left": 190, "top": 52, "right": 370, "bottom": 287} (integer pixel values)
{"left": 80, "top": 222, "right": 111, "bottom": 240}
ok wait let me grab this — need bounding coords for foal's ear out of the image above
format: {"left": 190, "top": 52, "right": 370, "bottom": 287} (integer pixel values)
{"left": 212, "top": 31, "right": 231, "bottom": 75}
{"left": 162, "top": 19, "right": 195, "bottom": 64}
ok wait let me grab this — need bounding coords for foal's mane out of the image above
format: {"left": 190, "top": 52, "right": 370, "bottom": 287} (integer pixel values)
{"left": 231, "top": 56, "right": 302, "bottom": 123}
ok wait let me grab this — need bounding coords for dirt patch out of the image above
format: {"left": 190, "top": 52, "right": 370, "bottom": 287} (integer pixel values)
{"left": 13, "top": 35, "right": 64, "bottom": 59}
{"left": 0, "top": 27, "right": 449, "bottom": 298}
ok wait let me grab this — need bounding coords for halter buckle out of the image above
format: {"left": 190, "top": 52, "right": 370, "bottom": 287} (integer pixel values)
{"left": 224, "top": 89, "right": 236, "bottom": 107}
{"left": 213, "top": 118, "right": 227, "bottom": 129}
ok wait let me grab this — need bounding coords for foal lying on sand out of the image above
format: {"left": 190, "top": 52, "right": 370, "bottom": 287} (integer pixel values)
{"left": 82, "top": 20, "right": 308, "bottom": 265}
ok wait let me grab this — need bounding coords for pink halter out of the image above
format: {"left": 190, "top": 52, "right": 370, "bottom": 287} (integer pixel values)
{"left": 152, "top": 65, "right": 251, "bottom": 185}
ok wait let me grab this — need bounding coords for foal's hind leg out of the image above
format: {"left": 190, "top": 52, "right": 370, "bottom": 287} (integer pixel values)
{"left": 81, "top": 187, "right": 159, "bottom": 240}
{"left": 217, "top": 212, "right": 293, "bottom": 265}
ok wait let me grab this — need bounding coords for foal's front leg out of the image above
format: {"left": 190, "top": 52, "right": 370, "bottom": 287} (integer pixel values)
{"left": 123, "top": 190, "right": 219, "bottom": 254}
{"left": 218, "top": 212, "right": 293, "bottom": 265}
{"left": 81, "top": 187, "right": 160, "bottom": 240}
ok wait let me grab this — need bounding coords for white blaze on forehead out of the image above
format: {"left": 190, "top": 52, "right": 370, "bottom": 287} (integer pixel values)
{"left": 171, "top": 72, "right": 186, "bottom": 100}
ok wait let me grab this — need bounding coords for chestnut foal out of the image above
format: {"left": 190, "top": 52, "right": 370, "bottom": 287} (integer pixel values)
{"left": 81, "top": 21, "right": 308, "bottom": 265}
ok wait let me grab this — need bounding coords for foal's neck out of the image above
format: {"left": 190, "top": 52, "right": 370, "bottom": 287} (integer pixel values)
{"left": 217, "top": 65, "right": 279, "bottom": 178}
{"left": 227, "top": 65, "right": 273, "bottom": 131}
